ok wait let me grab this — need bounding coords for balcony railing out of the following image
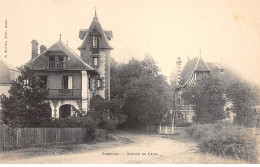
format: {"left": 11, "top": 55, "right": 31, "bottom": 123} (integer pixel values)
{"left": 176, "top": 105, "right": 194, "bottom": 111}
{"left": 48, "top": 89, "right": 82, "bottom": 99}
{"left": 48, "top": 61, "right": 65, "bottom": 69}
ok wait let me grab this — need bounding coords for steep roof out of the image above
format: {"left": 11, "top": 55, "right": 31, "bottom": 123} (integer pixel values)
{"left": 207, "top": 62, "right": 226, "bottom": 76}
{"left": 78, "top": 14, "right": 113, "bottom": 49}
{"left": 207, "top": 62, "right": 225, "bottom": 70}
{"left": 79, "top": 29, "right": 113, "bottom": 40}
{"left": 180, "top": 56, "right": 210, "bottom": 85}
{"left": 195, "top": 57, "right": 211, "bottom": 72}
{"left": 0, "top": 58, "right": 20, "bottom": 84}
{"left": 26, "top": 40, "right": 96, "bottom": 71}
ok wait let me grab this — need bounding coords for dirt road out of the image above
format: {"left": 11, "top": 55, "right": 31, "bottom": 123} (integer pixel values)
{"left": 0, "top": 132, "right": 247, "bottom": 164}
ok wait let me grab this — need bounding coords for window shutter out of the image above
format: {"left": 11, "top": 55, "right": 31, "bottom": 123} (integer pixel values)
{"left": 68, "top": 76, "right": 73, "bottom": 89}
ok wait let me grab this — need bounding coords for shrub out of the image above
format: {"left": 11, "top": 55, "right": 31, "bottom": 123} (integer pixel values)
{"left": 94, "top": 129, "right": 108, "bottom": 142}
{"left": 40, "top": 95, "right": 117, "bottom": 142}
{"left": 76, "top": 116, "right": 98, "bottom": 142}
{"left": 187, "top": 121, "right": 258, "bottom": 163}
{"left": 186, "top": 123, "right": 214, "bottom": 140}
{"left": 175, "top": 120, "right": 192, "bottom": 127}
{"left": 99, "top": 118, "right": 116, "bottom": 132}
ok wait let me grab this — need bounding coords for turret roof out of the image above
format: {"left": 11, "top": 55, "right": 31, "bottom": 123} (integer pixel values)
{"left": 78, "top": 13, "right": 113, "bottom": 49}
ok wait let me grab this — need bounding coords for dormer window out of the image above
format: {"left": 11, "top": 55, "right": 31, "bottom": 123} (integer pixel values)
{"left": 57, "top": 55, "right": 64, "bottom": 62}
{"left": 49, "top": 55, "right": 55, "bottom": 61}
{"left": 48, "top": 55, "right": 65, "bottom": 69}
{"left": 92, "top": 36, "right": 98, "bottom": 48}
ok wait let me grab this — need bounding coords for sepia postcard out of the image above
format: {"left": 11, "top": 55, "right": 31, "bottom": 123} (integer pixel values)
{"left": 0, "top": 0, "right": 260, "bottom": 165}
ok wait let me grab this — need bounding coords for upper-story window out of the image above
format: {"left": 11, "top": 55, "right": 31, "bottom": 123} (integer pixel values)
{"left": 93, "top": 57, "right": 98, "bottom": 66}
{"left": 92, "top": 54, "right": 99, "bottom": 67}
{"left": 63, "top": 75, "right": 73, "bottom": 89}
{"left": 39, "top": 76, "right": 48, "bottom": 88}
{"left": 48, "top": 55, "right": 65, "bottom": 69}
{"left": 97, "top": 79, "right": 102, "bottom": 88}
{"left": 92, "top": 36, "right": 98, "bottom": 48}
{"left": 57, "top": 55, "right": 64, "bottom": 62}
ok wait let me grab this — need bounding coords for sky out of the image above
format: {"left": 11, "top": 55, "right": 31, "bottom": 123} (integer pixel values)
{"left": 0, "top": 0, "right": 260, "bottom": 86}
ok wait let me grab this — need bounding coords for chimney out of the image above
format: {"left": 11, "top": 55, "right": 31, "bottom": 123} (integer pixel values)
{"left": 40, "top": 45, "right": 47, "bottom": 54}
{"left": 176, "top": 57, "right": 182, "bottom": 85}
{"left": 31, "top": 40, "right": 38, "bottom": 59}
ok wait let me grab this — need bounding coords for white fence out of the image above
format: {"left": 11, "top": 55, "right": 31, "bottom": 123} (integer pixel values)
{"left": 158, "top": 125, "right": 185, "bottom": 135}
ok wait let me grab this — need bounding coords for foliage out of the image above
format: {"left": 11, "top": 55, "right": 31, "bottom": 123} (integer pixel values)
{"left": 226, "top": 78, "right": 259, "bottom": 127}
{"left": 89, "top": 95, "right": 116, "bottom": 132}
{"left": 186, "top": 123, "right": 214, "bottom": 139}
{"left": 39, "top": 95, "right": 117, "bottom": 141}
{"left": 110, "top": 56, "right": 174, "bottom": 129}
{"left": 175, "top": 122, "right": 192, "bottom": 127}
{"left": 1, "top": 67, "right": 51, "bottom": 127}
{"left": 187, "top": 121, "right": 258, "bottom": 163}
{"left": 94, "top": 129, "right": 108, "bottom": 142}
{"left": 182, "top": 74, "right": 226, "bottom": 124}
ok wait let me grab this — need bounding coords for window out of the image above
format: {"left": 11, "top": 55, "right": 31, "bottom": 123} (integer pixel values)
{"left": 48, "top": 55, "right": 65, "bottom": 69}
{"left": 63, "top": 76, "right": 72, "bottom": 89}
{"left": 23, "top": 79, "right": 29, "bottom": 88}
{"left": 177, "top": 97, "right": 181, "bottom": 106}
{"left": 39, "top": 76, "right": 48, "bottom": 88}
{"left": 92, "top": 36, "right": 98, "bottom": 48}
{"left": 57, "top": 55, "right": 64, "bottom": 61}
{"left": 93, "top": 57, "right": 98, "bottom": 66}
{"left": 97, "top": 79, "right": 102, "bottom": 88}
{"left": 49, "top": 55, "right": 55, "bottom": 61}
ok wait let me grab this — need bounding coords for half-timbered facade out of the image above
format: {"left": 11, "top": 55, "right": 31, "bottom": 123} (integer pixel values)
{"left": 174, "top": 56, "right": 225, "bottom": 124}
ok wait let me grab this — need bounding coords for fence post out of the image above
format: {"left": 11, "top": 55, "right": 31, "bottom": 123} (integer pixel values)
{"left": 171, "top": 121, "right": 174, "bottom": 134}
{"left": 159, "top": 122, "right": 161, "bottom": 134}
{"left": 0, "top": 121, "right": 3, "bottom": 151}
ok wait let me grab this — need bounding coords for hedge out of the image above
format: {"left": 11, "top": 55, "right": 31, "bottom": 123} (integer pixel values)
{"left": 186, "top": 121, "right": 258, "bottom": 163}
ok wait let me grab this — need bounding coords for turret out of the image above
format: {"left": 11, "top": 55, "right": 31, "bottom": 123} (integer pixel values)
{"left": 78, "top": 11, "right": 113, "bottom": 99}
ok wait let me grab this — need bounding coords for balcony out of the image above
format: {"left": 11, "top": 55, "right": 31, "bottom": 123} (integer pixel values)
{"left": 176, "top": 105, "right": 194, "bottom": 111}
{"left": 48, "top": 61, "right": 65, "bottom": 70}
{"left": 48, "top": 89, "right": 82, "bottom": 99}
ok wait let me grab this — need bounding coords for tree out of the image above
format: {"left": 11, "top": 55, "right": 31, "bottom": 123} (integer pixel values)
{"left": 182, "top": 74, "right": 226, "bottom": 124}
{"left": 110, "top": 56, "right": 174, "bottom": 129}
{"left": 89, "top": 95, "right": 116, "bottom": 132}
{"left": 226, "top": 79, "right": 259, "bottom": 127}
{"left": 1, "top": 67, "right": 51, "bottom": 127}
